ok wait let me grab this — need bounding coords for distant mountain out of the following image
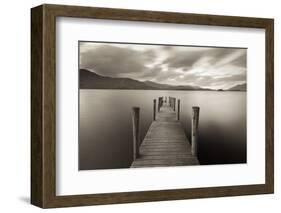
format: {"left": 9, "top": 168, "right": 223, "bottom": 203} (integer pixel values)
{"left": 143, "top": 80, "right": 206, "bottom": 90}
{"left": 143, "top": 81, "right": 172, "bottom": 89}
{"left": 227, "top": 83, "right": 247, "bottom": 91}
{"left": 80, "top": 69, "right": 211, "bottom": 90}
{"left": 80, "top": 69, "right": 155, "bottom": 89}
{"left": 173, "top": 85, "right": 207, "bottom": 91}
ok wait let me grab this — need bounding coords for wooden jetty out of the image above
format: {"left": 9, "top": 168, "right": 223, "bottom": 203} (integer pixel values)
{"left": 131, "top": 97, "right": 200, "bottom": 168}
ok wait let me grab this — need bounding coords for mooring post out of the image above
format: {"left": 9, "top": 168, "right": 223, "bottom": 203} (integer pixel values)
{"left": 153, "top": 99, "right": 156, "bottom": 121}
{"left": 173, "top": 98, "right": 176, "bottom": 111}
{"left": 177, "top": 99, "right": 180, "bottom": 120}
{"left": 191, "top": 106, "right": 200, "bottom": 156}
{"left": 158, "top": 97, "right": 161, "bottom": 112}
{"left": 132, "top": 107, "right": 140, "bottom": 160}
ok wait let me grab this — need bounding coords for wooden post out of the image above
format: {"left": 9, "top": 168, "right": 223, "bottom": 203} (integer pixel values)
{"left": 191, "top": 106, "right": 200, "bottom": 156}
{"left": 132, "top": 107, "right": 140, "bottom": 160}
{"left": 153, "top": 99, "right": 156, "bottom": 121}
{"left": 177, "top": 99, "right": 180, "bottom": 120}
{"left": 158, "top": 97, "right": 161, "bottom": 112}
{"left": 173, "top": 98, "right": 176, "bottom": 111}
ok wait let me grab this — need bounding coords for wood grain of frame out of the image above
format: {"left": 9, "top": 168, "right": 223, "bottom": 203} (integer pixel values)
{"left": 31, "top": 4, "right": 274, "bottom": 208}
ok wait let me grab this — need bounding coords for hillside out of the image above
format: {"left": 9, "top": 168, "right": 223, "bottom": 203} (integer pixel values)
{"left": 80, "top": 69, "right": 155, "bottom": 89}
{"left": 228, "top": 83, "right": 247, "bottom": 91}
{"left": 80, "top": 69, "right": 210, "bottom": 90}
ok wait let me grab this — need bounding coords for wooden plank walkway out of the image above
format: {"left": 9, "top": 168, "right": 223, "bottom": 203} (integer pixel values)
{"left": 131, "top": 102, "right": 199, "bottom": 168}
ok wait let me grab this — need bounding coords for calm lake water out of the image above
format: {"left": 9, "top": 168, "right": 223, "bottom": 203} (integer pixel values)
{"left": 79, "top": 90, "right": 246, "bottom": 170}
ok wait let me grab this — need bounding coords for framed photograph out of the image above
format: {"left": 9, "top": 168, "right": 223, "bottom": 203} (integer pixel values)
{"left": 31, "top": 4, "right": 274, "bottom": 208}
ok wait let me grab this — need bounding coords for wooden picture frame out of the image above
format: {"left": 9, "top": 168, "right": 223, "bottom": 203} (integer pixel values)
{"left": 31, "top": 4, "right": 274, "bottom": 208}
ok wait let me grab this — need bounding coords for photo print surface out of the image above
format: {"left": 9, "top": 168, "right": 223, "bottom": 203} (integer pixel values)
{"left": 79, "top": 41, "right": 247, "bottom": 170}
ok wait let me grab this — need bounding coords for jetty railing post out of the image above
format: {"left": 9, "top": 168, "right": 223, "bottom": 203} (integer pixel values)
{"left": 158, "top": 97, "right": 161, "bottom": 112}
{"left": 191, "top": 106, "right": 200, "bottom": 156}
{"left": 153, "top": 99, "right": 156, "bottom": 121}
{"left": 132, "top": 107, "right": 140, "bottom": 160}
{"left": 177, "top": 99, "right": 180, "bottom": 120}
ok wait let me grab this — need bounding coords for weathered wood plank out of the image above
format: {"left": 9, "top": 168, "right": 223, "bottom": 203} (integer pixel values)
{"left": 140, "top": 147, "right": 190, "bottom": 152}
{"left": 131, "top": 160, "right": 199, "bottom": 168}
{"left": 140, "top": 146, "right": 191, "bottom": 150}
{"left": 131, "top": 102, "right": 199, "bottom": 168}
{"left": 133, "top": 158, "right": 199, "bottom": 163}
{"left": 139, "top": 151, "right": 193, "bottom": 156}
{"left": 137, "top": 155, "right": 195, "bottom": 160}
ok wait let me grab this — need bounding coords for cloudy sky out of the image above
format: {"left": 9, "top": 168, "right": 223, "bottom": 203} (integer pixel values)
{"left": 79, "top": 42, "right": 247, "bottom": 90}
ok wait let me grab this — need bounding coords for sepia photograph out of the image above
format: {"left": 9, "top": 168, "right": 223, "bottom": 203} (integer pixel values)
{"left": 78, "top": 41, "right": 247, "bottom": 170}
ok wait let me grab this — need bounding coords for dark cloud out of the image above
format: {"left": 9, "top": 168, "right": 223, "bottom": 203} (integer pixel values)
{"left": 140, "top": 66, "right": 162, "bottom": 79}
{"left": 210, "top": 48, "right": 247, "bottom": 68}
{"left": 142, "top": 49, "right": 157, "bottom": 63}
{"left": 163, "top": 50, "right": 204, "bottom": 70}
{"left": 163, "top": 47, "right": 247, "bottom": 71}
{"left": 80, "top": 44, "right": 156, "bottom": 77}
{"left": 229, "top": 51, "right": 247, "bottom": 67}
{"left": 208, "top": 48, "right": 237, "bottom": 59}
